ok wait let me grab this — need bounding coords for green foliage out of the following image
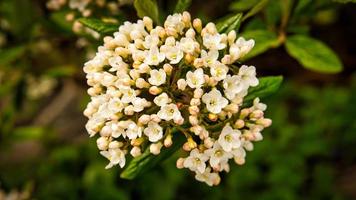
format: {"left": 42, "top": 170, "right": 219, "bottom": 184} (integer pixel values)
{"left": 242, "top": 0, "right": 269, "bottom": 21}
{"left": 174, "top": 0, "right": 192, "bottom": 13}
{"left": 244, "top": 76, "right": 283, "bottom": 104}
{"left": 78, "top": 18, "right": 119, "bottom": 35}
{"left": 230, "top": 0, "right": 260, "bottom": 11}
{"left": 216, "top": 13, "right": 243, "bottom": 33}
{"left": 0, "top": 46, "right": 26, "bottom": 66}
{"left": 134, "top": 0, "right": 160, "bottom": 24}
{"left": 285, "top": 35, "right": 343, "bottom": 73}
{"left": 241, "top": 30, "right": 279, "bottom": 60}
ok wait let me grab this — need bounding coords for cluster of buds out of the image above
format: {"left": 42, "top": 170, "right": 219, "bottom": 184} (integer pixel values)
{"left": 47, "top": 0, "right": 132, "bottom": 35}
{"left": 83, "top": 12, "right": 272, "bottom": 186}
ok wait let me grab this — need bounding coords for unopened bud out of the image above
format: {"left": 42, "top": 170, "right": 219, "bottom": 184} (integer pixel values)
{"left": 130, "top": 146, "right": 142, "bottom": 157}
{"left": 256, "top": 118, "right": 272, "bottom": 127}
{"left": 193, "top": 18, "right": 202, "bottom": 33}
{"left": 228, "top": 30, "right": 236, "bottom": 45}
{"left": 131, "top": 137, "right": 145, "bottom": 146}
{"left": 97, "top": 137, "right": 109, "bottom": 150}
{"left": 189, "top": 115, "right": 199, "bottom": 126}
{"left": 182, "top": 11, "right": 191, "bottom": 27}
{"left": 177, "top": 79, "right": 187, "bottom": 90}
{"left": 234, "top": 119, "right": 245, "bottom": 129}
{"left": 240, "top": 108, "right": 251, "bottom": 119}
{"left": 143, "top": 16, "right": 153, "bottom": 31}
{"left": 208, "top": 113, "right": 218, "bottom": 121}
{"left": 149, "top": 86, "right": 162, "bottom": 95}
{"left": 164, "top": 134, "right": 173, "bottom": 147}
{"left": 234, "top": 157, "right": 245, "bottom": 165}
{"left": 176, "top": 158, "right": 185, "bottom": 169}
{"left": 163, "top": 64, "right": 173, "bottom": 75}
{"left": 150, "top": 142, "right": 163, "bottom": 155}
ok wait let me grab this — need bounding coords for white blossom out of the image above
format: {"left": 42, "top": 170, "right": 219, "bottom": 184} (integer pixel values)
{"left": 202, "top": 88, "right": 228, "bottom": 114}
{"left": 203, "top": 33, "right": 226, "bottom": 50}
{"left": 186, "top": 68, "right": 205, "bottom": 88}
{"left": 157, "top": 103, "right": 182, "bottom": 121}
{"left": 148, "top": 69, "right": 166, "bottom": 86}
{"left": 218, "top": 124, "right": 241, "bottom": 152}
{"left": 238, "top": 65, "right": 258, "bottom": 88}
{"left": 205, "top": 143, "right": 232, "bottom": 169}
{"left": 183, "top": 148, "right": 209, "bottom": 173}
{"left": 144, "top": 47, "right": 165, "bottom": 66}
{"left": 144, "top": 121, "right": 163, "bottom": 142}
{"left": 153, "top": 92, "right": 170, "bottom": 107}
{"left": 100, "top": 148, "right": 126, "bottom": 169}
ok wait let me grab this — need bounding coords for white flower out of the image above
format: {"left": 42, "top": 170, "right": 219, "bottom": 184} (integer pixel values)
{"left": 144, "top": 47, "right": 165, "bottom": 66}
{"left": 100, "top": 148, "right": 126, "bottom": 169}
{"left": 179, "top": 37, "right": 196, "bottom": 54}
{"left": 205, "top": 143, "right": 232, "bottom": 169}
{"left": 223, "top": 75, "right": 244, "bottom": 100}
{"left": 153, "top": 92, "right": 170, "bottom": 107}
{"left": 148, "top": 69, "right": 166, "bottom": 86}
{"left": 238, "top": 65, "right": 258, "bottom": 88}
{"left": 177, "top": 79, "right": 187, "bottom": 90}
{"left": 121, "top": 88, "right": 136, "bottom": 103}
{"left": 186, "top": 68, "right": 205, "bottom": 88}
{"left": 144, "top": 121, "right": 163, "bottom": 142}
{"left": 157, "top": 103, "right": 182, "bottom": 121}
{"left": 229, "top": 37, "right": 254, "bottom": 60}
{"left": 143, "top": 34, "right": 160, "bottom": 49}
{"left": 164, "top": 44, "right": 184, "bottom": 64}
{"left": 132, "top": 97, "right": 149, "bottom": 112}
{"left": 125, "top": 121, "right": 142, "bottom": 139}
{"left": 164, "top": 13, "right": 185, "bottom": 35}
{"left": 210, "top": 62, "right": 228, "bottom": 81}
{"left": 203, "top": 33, "right": 226, "bottom": 50}
{"left": 202, "top": 88, "right": 228, "bottom": 114}
{"left": 108, "top": 56, "right": 128, "bottom": 72}
{"left": 252, "top": 97, "right": 267, "bottom": 111}
{"left": 108, "top": 98, "right": 124, "bottom": 113}
{"left": 195, "top": 167, "right": 220, "bottom": 186}
{"left": 183, "top": 148, "right": 209, "bottom": 173}
{"left": 201, "top": 50, "right": 219, "bottom": 67}
{"left": 218, "top": 124, "right": 241, "bottom": 152}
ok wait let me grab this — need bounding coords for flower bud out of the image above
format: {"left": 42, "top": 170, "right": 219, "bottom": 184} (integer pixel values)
{"left": 150, "top": 114, "right": 161, "bottom": 123}
{"left": 131, "top": 137, "right": 145, "bottom": 146}
{"left": 130, "top": 146, "right": 142, "bottom": 157}
{"left": 186, "top": 28, "right": 195, "bottom": 38}
{"left": 149, "top": 86, "right": 162, "bottom": 95}
{"left": 150, "top": 142, "right": 163, "bottom": 155}
{"left": 143, "top": 16, "right": 153, "bottom": 31}
{"left": 243, "top": 141, "right": 254, "bottom": 151}
{"left": 176, "top": 158, "right": 185, "bottom": 169}
{"left": 228, "top": 30, "right": 236, "bottom": 45}
{"left": 163, "top": 64, "right": 173, "bottom": 75}
{"left": 177, "top": 79, "right": 187, "bottom": 90}
{"left": 109, "top": 141, "right": 122, "bottom": 149}
{"left": 193, "top": 88, "right": 204, "bottom": 98}
{"left": 164, "top": 134, "right": 173, "bottom": 147}
{"left": 240, "top": 108, "right": 251, "bottom": 119}
{"left": 189, "top": 106, "right": 199, "bottom": 115}
{"left": 182, "top": 11, "right": 191, "bottom": 27}
{"left": 97, "top": 137, "right": 109, "bottom": 150}
{"left": 190, "top": 98, "right": 201, "bottom": 106}
{"left": 234, "top": 157, "right": 245, "bottom": 165}
{"left": 136, "top": 78, "right": 150, "bottom": 88}
{"left": 193, "top": 18, "right": 202, "bottom": 33}
{"left": 204, "top": 137, "right": 214, "bottom": 148}
{"left": 189, "top": 115, "right": 199, "bottom": 126}
{"left": 138, "top": 114, "right": 151, "bottom": 125}
{"left": 100, "top": 125, "right": 112, "bottom": 137}
{"left": 234, "top": 119, "right": 245, "bottom": 129}
{"left": 206, "top": 22, "right": 217, "bottom": 34}
{"left": 250, "top": 110, "right": 264, "bottom": 119}
{"left": 256, "top": 118, "right": 272, "bottom": 127}
{"left": 208, "top": 113, "right": 218, "bottom": 122}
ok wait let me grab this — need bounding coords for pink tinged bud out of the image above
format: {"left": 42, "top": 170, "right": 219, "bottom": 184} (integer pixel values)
{"left": 208, "top": 113, "right": 218, "bottom": 122}
{"left": 149, "top": 86, "right": 162, "bottom": 95}
{"left": 240, "top": 108, "right": 251, "bottom": 119}
{"left": 193, "top": 88, "right": 203, "bottom": 98}
{"left": 189, "top": 115, "right": 199, "bottom": 126}
{"left": 174, "top": 117, "right": 184, "bottom": 125}
{"left": 250, "top": 110, "right": 264, "bottom": 120}
{"left": 189, "top": 106, "right": 200, "bottom": 115}
{"left": 182, "top": 142, "right": 192, "bottom": 151}
{"left": 150, "top": 142, "right": 163, "bottom": 155}
{"left": 234, "top": 119, "right": 245, "bottom": 129}
{"left": 221, "top": 55, "right": 232, "bottom": 65}
{"left": 138, "top": 114, "right": 151, "bottom": 125}
{"left": 204, "top": 137, "right": 214, "bottom": 148}
{"left": 164, "top": 134, "right": 173, "bottom": 147}
{"left": 182, "top": 11, "right": 191, "bottom": 27}
{"left": 176, "top": 158, "right": 185, "bottom": 169}
{"left": 130, "top": 146, "right": 142, "bottom": 157}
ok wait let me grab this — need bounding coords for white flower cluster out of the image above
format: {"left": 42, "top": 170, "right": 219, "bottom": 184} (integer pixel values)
{"left": 83, "top": 12, "right": 272, "bottom": 186}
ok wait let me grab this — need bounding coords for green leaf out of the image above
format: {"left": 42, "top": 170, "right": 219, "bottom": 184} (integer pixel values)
{"left": 45, "top": 65, "right": 77, "bottom": 77}
{"left": 230, "top": 0, "right": 260, "bottom": 11}
{"left": 174, "top": 0, "right": 191, "bottom": 13}
{"left": 244, "top": 76, "right": 283, "bottom": 104}
{"left": 216, "top": 13, "right": 243, "bottom": 33}
{"left": 285, "top": 35, "right": 343, "bottom": 73}
{"left": 134, "top": 0, "right": 159, "bottom": 24}
{"left": 78, "top": 18, "right": 118, "bottom": 35}
{"left": 241, "top": 30, "right": 280, "bottom": 60}
{"left": 242, "top": 0, "right": 269, "bottom": 21}
{"left": 120, "top": 128, "right": 185, "bottom": 180}
{"left": 0, "top": 46, "right": 26, "bottom": 66}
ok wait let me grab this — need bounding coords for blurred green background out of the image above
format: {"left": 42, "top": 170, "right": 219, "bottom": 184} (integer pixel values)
{"left": 0, "top": 0, "right": 355, "bottom": 199}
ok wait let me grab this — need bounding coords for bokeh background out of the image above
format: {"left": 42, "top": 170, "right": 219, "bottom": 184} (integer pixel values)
{"left": 0, "top": 0, "right": 355, "bottom": 199}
